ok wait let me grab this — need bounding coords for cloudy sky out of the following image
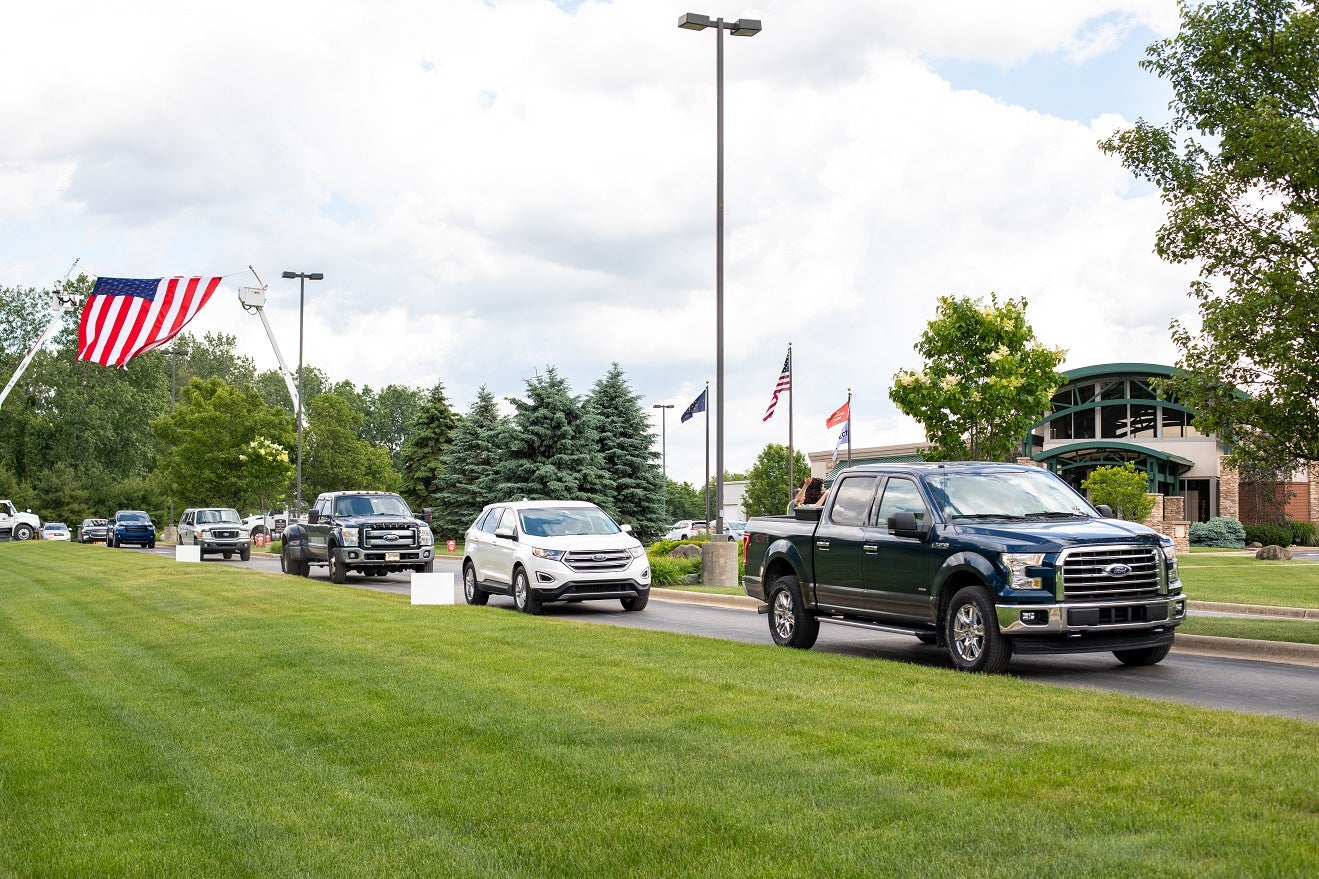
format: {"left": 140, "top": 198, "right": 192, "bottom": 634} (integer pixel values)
{"left": 2, "top": 0, "right": 1200, "bottom": 487}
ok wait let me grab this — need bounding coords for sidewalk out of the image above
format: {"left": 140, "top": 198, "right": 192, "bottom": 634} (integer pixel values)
{"left": 651, "top": 589, "right": 1319, "bottom": 668}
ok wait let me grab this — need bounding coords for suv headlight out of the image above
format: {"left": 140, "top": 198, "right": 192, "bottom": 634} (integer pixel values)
{"left": 419, "top": 526, "right": 433, "bottom": 546}
{"left": 1001, "top": 553, "right": 1046, "bottom": 590}
{"left": 532, "top": 547, "right": 566, "bottom": 562}
{"left": 627, "top": 545, "right": 646, "bottom": 559}
{"left": 340, "top": 527, "right": 359, "bottom": 547}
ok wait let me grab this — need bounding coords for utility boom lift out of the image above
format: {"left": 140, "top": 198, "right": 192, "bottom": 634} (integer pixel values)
{"left": 238, "top": 285, "right": 302, "bottom": 420}
{"left": 0, "top": 290, "right": 77, "bottom": 412}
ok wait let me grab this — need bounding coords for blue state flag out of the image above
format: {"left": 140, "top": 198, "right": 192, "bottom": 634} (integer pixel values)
{"left": 681, "top": 387, "right": 708, "bottom": 423}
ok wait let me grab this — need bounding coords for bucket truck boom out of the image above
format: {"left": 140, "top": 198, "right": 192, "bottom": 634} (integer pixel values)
{"left": 238, "top": 286, "right": 301, "bottom": 418}
{"left": 0, "top": 291, "right": 76, "bottom": 412}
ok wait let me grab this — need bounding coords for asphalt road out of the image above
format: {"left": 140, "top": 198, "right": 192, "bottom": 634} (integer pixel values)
{"left": 140, "top": 546, "right": 1319, "bottom": 723}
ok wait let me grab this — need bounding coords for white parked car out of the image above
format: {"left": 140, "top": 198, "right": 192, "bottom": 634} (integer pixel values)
{"left": 40, "top": 522, "right": 71, "bottom": 541}
{"left": 462, "top": 500, "right": 650, "bottom": 614}
{"left": 662, "top": 519, "right": 707, "bottom": 541}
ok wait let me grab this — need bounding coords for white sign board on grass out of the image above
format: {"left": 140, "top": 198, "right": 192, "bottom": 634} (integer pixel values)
{"left": 176, "top": 544, "right": 201, "bottom": 563}
{"left": 411, "top": 571, "right": 456, "bottom": 605}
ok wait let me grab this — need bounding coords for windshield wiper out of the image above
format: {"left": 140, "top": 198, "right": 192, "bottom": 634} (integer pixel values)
{"left": 950, "top": 513, "right": 1025, "bottom": 521}
{"left": 1024, "top": 511, "right": 1089, "bottom": 520}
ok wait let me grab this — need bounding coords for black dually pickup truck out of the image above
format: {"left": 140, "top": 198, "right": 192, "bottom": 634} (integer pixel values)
{"left": 742, "top": 462, "right": 1186, "bottom": 673}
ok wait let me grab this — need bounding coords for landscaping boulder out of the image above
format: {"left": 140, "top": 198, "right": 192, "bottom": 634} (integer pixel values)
{"left": 1255, "top": 545, "right": 1292, "bottom": 561}
{"left": 1247, "top": 541, "right": 1263, "bottom": 549}
{"left": 669, "top": 544, "right": 702, "bottom": 560}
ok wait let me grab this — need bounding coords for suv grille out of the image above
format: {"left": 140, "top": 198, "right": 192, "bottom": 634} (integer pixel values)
{"left": 362, "top": 523, "right": 418, "bottom": 550}
{"left": 564, "top": 549, "right": 633, "bottom": 573}
{"left": 1060, "top": 546, "right": 1160, "bottom": 601}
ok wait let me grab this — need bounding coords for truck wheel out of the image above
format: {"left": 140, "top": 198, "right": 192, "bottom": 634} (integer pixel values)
{"left": 621, "top": 592, "right": 649, "bottom": 612}
{"left": 14, "top": 524, "right": 33, "bottom": 541}
{"left": 328, "top": 547, "right": 348, "bottom": 584}
{"left": 513, "top": 567, "right": 541, "bottom": 615}
{"left": 946, "top": 585, "right": 1012, "bottom": 673}
{"left": 239, "top": 545, "right": 251, "bottom": 562}
{"left": 463, "top": 563, "right": 489, "bottom": 605}
{"left": 223, "top": 551, "right": 233, "bottom": 560}
{"left": 421, "top": 560, "right": 434, "bottom": 574}
{"left": 769, "top": 575, "right": 819, "bottom": 649}
{"left": 1113, "top": 643, "right": 1172, "bottom": 666}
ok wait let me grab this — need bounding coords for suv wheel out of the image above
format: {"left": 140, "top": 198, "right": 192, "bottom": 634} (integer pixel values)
{"left": 946, "top": 585, "right": 1012, "bottom": 673}
{"left": 512, "top": 567, "right": 541, "bottom": 615}
{"left": 463, "top": 563, "right": 489, "bottom": 606}
{"left": 621, "top": 592, "right": 649, "bottom": 612}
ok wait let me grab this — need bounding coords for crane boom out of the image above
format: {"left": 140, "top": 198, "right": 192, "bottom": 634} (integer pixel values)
{"left": 0, "top": 295, "right": 75, "bottom": 412}
{"left": 238, "top": 286, "right": 302, "bottom": 420}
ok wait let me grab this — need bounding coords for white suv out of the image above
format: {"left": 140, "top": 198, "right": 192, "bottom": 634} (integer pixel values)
{"left": 462, "top": 500, "right": 651, "bottom": 614}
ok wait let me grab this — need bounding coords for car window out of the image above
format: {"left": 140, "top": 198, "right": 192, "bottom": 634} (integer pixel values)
{"left": 827, "top": 476, "right": 878, "bottom": 526}
{"left": 479, "top": 508, "right": 505, "bottom": 535}
{"left": 519, "top": 506, "right": 619, "bottom": 537}
{"left": 877, "top": 478, "right": 927, "bottom": 530}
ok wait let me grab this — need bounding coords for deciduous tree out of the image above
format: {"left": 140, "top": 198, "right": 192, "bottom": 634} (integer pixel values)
{"left": 743, "top": 444, "right": 810, "bottom": 518}
{"left": 1081, "top": 462, "right": 1157, "bottom": 523}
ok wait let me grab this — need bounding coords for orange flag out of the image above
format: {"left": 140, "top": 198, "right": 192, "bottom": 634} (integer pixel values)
{"left": 826, "top": 401, "right": 850, "bottom": 428}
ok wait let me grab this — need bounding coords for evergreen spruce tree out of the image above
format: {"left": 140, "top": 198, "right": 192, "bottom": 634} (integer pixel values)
{"left": 398, "top": 381, "right": 458, "bottom": 511}
{"left": 496, "top": 367, "right": 614, "bottom": 508}
{"left": 431, "top": 386, "right": 505, "bottom": 541}
{"left": 586, "top": 363, "right": 666, "bottom": 541}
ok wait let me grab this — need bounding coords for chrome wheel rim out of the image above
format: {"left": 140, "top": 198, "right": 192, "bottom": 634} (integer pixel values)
{"left": 514, "top": 573, "right": 527, "bottom": 608}
{"left": 952, "top": 603, "right": 985, "bottom": 662}
{"left": 464, "top": 569, "right": 476, "bottom": 600}
{"left": 772, "top": 589, "right": 796, "bottom": 640}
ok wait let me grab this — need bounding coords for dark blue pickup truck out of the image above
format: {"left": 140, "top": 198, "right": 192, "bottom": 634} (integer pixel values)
{"left": 742, "top": 462, "right": 1186, "bottom": 673}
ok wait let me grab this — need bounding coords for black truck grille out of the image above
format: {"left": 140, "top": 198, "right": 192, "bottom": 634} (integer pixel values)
{"left": 564, "top": 549, "right": 633, "bottom": 573}
{"left": 213, "top": 529, "right": 241, "bottom": 539}
{"left": 1060, "top": 546, "right": 1160, "bottom": 601}
{"left": 362, "top": 523, "right": 418, "bottom": 550}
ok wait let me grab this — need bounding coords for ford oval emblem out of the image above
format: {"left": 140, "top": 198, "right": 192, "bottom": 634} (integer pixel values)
{"left": 592, "top": 553, "right": 606, "bottom": 562}
{"left": 382, "top": 533, "right": 399, "bottom": 542}
{"left": 1104, "top": 563, "right": 1132, "bottom": 577}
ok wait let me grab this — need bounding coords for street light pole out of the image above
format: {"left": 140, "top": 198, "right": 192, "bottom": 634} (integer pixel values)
{"left": 653, "top": 403, "right": 675, "bottom": 521}
{"left": 281, "top": 270, "right": 323, "bottom": 519}
{"left": 679, "top": 12, "right": 760, "bottom": 536}
{"left": 165, "top": 346, "right": 189, "bottom": 530}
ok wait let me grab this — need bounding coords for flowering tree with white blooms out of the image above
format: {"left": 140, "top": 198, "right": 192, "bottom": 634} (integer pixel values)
{"left": 889, "top": 294, "right": 1066, "bottom": 462}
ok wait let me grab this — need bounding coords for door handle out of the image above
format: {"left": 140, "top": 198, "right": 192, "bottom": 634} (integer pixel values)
{"left": 816, "top": 540, "right": 830, "bottom": 550}
{"left": 863, "top": 544, "right": 878, "bottom": 554}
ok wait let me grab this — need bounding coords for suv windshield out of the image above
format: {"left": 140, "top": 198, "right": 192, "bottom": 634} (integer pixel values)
{"left": 519, "top": 506, "right": 621, "bottom": 538}
{"left": 924, "top": 469, "right": 1096, "bottom": 521}
{"left": 118, "top": 512, "right": 150, "bottom": 522}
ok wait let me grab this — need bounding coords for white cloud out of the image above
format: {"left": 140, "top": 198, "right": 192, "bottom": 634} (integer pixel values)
{"left": 1, "top": 0, "right": 1195, "bottom": 488}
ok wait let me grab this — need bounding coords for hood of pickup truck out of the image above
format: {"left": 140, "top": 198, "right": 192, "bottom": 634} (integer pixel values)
{"left": 947, "top": 516, "right": 1159, "bottom": 553}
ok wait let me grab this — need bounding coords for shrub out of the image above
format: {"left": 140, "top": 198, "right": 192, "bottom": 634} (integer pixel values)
{"left": 1244, "top": 522, "right": 1293, "bottom": 547}
{"left": 1289, "top": 521, "right": 1318, "bottom": 547}
{"left": 1189, "top": 517, "right": 1246, "bottom": 548}
{"left": 1081, "top": 462, "right": 1157, "bottom": 523}
{"left": 647, "top": 554, "right": 701, "bottom": 587}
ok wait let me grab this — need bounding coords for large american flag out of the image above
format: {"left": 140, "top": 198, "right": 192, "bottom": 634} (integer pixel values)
{"left": 77, "top": 276, "right": 222, "bottom": 367}
{"left": 762, "top": 348, "right": 791, "bottom": 421}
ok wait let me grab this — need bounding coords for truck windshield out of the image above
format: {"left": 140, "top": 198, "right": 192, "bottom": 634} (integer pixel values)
{"left": 519, "top": 506, "right": 620, "bottom": 538}
{"left": 924, "top": 469, "right": 1095, "bottom": 521}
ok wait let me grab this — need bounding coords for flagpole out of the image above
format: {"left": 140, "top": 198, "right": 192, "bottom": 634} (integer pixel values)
{"left": 847, "top": 387, "right": 852, "bottom": 466}
{"left": 787, "top": 342, "right": 794, "bottom": 509}
{"left": 704, "top": 379, "right": 711, "bottom": 526}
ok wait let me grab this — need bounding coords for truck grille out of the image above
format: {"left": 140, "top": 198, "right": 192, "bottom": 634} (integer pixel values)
{"left": 212, "top": 529, "right": 241, "bottom": 539}
{"left": 564, "top": 549, "right": 633, "bottom": 573}
{"left": 1059, "top": 546, "right": 1160, "bottom": 601}
{"left": 363, "top": 523, "right": 418, "bottom": 550}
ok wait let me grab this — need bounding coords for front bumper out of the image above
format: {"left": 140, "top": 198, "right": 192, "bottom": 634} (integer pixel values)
{"left": 341, "top": 545, "right": 433, "bottom": 566}
{"left": 201, "top": 538, "right": 250, "bottom": 552}
{"left": 997, "top": 594, "right": 1187, "bottom": 636}
{"left": 530, "top": 578, "right": 651, "bottom": 602}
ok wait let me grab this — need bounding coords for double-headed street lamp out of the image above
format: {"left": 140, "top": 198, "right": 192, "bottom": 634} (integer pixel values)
{"left": 678, "top": 12, "right": 761, "bottom": 536}
{"left": 281, "top": 270, "right": 323, "bottom": 519}
{"left": 653, "top": 403, "right": 675, "bottom": 520}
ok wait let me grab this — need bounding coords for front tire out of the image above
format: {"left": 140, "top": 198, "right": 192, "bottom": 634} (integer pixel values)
{"left": 621, "top": 591, "right": 649, "bottom": 612}
{"left": 463, "top": 563, "right": 489, "bottom": 605}
{"left": 768, "top": 575, "right": 819, "bottom": 649}
{"left": 14, "top": 524, "right": 33, "bottom": 541}
{"left": 1114, "top": 643, "right": 1172, "bottom": 666}
{"left": 946, "top": 585, "right": 1012, "bottom": 673}
{"left": 512, "top": 567, "right": 541, "bottom": 615}
{"left": 239, "top": 545, "right": 251, "bottom": 562}
{"left": 328, "top": 547, "right": 348, "bottom": 584}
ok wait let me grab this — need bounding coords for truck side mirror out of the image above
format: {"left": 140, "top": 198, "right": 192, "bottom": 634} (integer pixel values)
{"left": 1096, "top": 504, "right": 1114, "bottom": 518}
{"left": 421, "top": 507, "right": 433, "bottom": 523}
{"left": 891, "top": 511, "right": 929, "bottom": 540}
{"left": 307, "top": 510, "right": 320, "bottom": 524}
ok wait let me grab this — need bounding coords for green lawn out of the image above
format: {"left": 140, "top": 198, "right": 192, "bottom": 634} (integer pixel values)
{"left": 2, "top": 544, "right": 1316, "bottom": 879}
{"left": 1179, "top": 614, "right": 1319, "bottom": 644}
{"left": 1178, "top": 554, "right": 1319, "bottom": 608}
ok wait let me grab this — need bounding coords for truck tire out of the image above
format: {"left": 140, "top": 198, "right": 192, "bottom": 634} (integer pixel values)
{"left": 281, "top": 542, "right": 308, "bottom": 577}
{"left": 328, "top": 547, "right": 348, "bottom": 584}
{"left": 239, "top": 545, "right": 251, "bottom": 562}
{"left": 513, "top": 567, "right": 541, "bottom": 615}
{"left": 946, "top": 585, "right": 1012, "bottom": 673}
{"left": 1113, "top": 643, "right": 1172, "bottom": 666}
{"left": 14, "top": 524, "right": 33, "bottom": 541}
{"left": 621, "top": 592, "right": 649, "bottom": 612}
{"left": 769, "top": 575, "right": 819, "bottom": 649}
{"left": 463, "top": 563, "right": 489, "bottom": 605}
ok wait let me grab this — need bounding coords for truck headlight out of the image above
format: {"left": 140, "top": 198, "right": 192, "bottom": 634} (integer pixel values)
{"left": 532, "top": 547, "right": 566, "bottom": 562}
{"left": 1161, "top": 542, "right": 1180, "bottom": 586}
{"left": 1001, "top": 553, "right": 1046, "bottom": 590}
{"left": 419, "top": 526, "right": 434, "bottom": 546}
{"left": 341, "top": 527, "right": 359, "bottom": 547}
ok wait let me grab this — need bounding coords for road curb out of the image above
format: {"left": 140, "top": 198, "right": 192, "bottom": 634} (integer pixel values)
{"left": 1188, "top": 600, "right": 1319, "bottom": 620}
{"left": 651, "top": 588, "right": 1319, "bottom": 665}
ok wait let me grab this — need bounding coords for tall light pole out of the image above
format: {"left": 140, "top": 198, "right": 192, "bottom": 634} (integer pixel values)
{"left": 653, "top": 403, "right": 675, "bottom": 521}
{"left": 678, "top": 12, "right": 761, "bottom": 536}
{"left": 281, "top": 270, "right": 323, "bottom": 519}
{"left": 165, "top": 346, "right": 189, "bottom": 530}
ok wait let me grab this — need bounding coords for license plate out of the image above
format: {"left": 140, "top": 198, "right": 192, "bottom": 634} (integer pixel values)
{"left": 385, "top": 552, "right": 399, "bottom": 562}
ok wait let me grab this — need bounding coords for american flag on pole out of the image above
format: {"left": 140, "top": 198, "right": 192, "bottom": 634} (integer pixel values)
{"left": 77, "top": 276, "right": 223, "bottom": 367}
{"left": 762, "top": 348, "right": 791, "bottom": 421}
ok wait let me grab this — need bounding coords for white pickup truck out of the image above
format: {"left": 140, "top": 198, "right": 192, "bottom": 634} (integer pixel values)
{"left": 0, "top": 500, "right": 41, "bottom": 541}
{"left": 242, "top": 509, "right": 291, "bottom": 539}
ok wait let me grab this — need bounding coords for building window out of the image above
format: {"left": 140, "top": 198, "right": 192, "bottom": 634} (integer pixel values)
{"left": 1128, "top": 404, "right": 1157, "bottom": 438}
{"left": 1101, "top": 404, "right": 1125, "bottom": 438}
{"left": 1074, "top": 406, "right": 1096, "bottom": 439}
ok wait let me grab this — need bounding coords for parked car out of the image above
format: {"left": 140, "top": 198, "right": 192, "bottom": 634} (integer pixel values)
{"left": 178, "top": 507, "right": 252, "bottom": 561}
{"left": 662, "top": 519, "right": 707, "bottom": 541}
{"left": 723, "top": 520, "right": 747, "bottom": 542}
{"left": 78, "top": 518, "right": 110, "bottom": 543}
{"left": 462, "top": 500, "right": 650, "bottom": 614}
{"left": 109, "top": 510, "right": 156, "bottom": 548}
{"left": 40, "top": 522, "right": 71, "bottom": 541}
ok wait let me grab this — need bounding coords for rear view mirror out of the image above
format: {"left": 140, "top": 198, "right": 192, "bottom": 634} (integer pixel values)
{"left": 307, "top": 510, "right": 320, "bottom": 524}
